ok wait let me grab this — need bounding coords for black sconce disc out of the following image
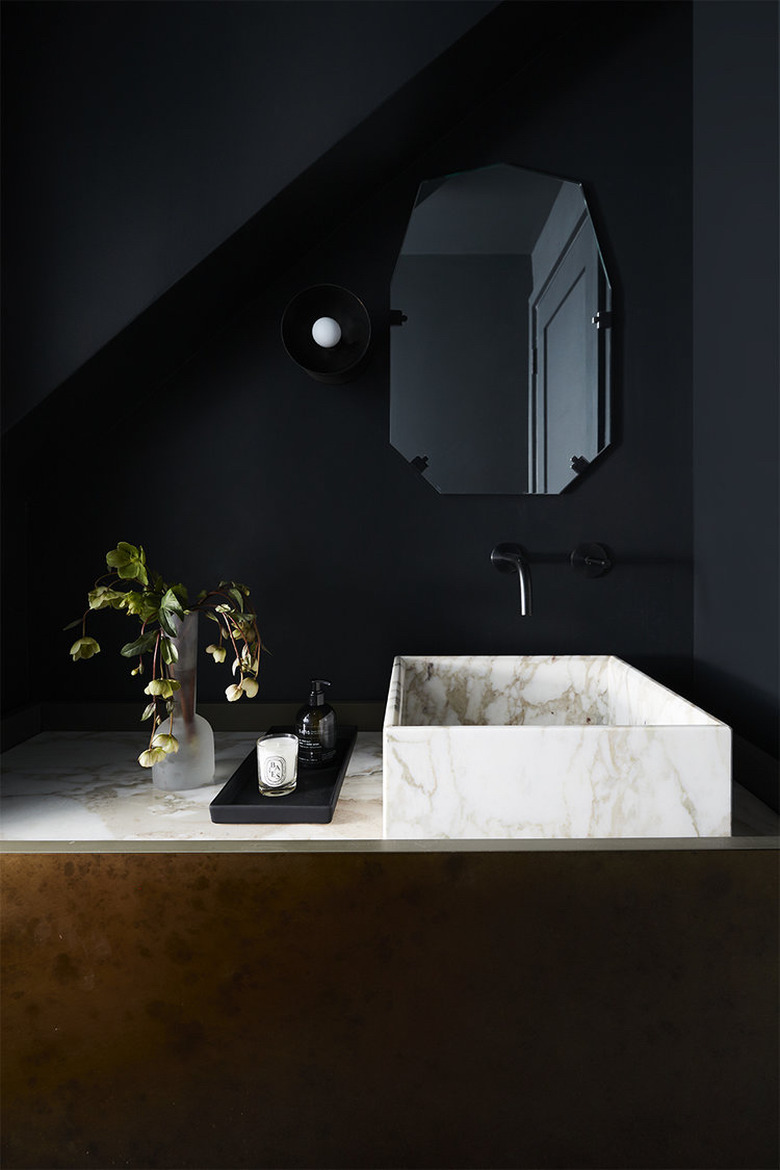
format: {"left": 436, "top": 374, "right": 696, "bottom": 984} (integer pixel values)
{"left": 281, "top": 285, "right": 372, "bottom": 384}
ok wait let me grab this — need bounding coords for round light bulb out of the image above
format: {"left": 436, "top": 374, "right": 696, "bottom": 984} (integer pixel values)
{"left": 311, "top": 316, "right": 342, "bottom": 349}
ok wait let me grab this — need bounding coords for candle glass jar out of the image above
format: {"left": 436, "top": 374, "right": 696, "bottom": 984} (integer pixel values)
{"left": 256, "top": 733, "right": 298, "bottom": 797}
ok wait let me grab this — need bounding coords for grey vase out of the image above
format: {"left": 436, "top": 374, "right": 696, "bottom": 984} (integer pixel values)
{"left": 152, "top": 611, "right": 215, "bottom": 791}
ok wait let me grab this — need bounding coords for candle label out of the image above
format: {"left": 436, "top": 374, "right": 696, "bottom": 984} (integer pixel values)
{"left": 262, "top": 756, "right": 287, "bottom": 787}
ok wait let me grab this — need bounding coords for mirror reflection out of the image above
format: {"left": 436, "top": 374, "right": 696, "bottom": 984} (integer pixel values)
{"left": 389, "top": 164, "right": 612, "bottom": 494}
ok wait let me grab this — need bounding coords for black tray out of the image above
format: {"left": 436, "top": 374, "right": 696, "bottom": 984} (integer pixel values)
{"left": 209, "top": 725, "right": 357, "bottom": 824}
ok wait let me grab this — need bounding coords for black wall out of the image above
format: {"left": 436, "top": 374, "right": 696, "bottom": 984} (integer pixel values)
{"left": 692, "top": 0, "right": 779, "bottom": 767}
{"left": 3, "top": 2, "right": 695, "bottom": 705}
{"left": 3, "top": 3, "right": 776, "bottom": 787}
{"left": 0, "top": 0, "right": 498, "bottom": 429}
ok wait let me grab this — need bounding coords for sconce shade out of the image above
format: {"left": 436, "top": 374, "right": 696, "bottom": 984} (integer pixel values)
{"left": 281, "top": 285, "right": 371, "bottom": 383}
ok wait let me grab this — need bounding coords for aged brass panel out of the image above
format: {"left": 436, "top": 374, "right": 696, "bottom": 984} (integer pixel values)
{"left": 2, "top": 851, "right": 778, "bottom": 1169}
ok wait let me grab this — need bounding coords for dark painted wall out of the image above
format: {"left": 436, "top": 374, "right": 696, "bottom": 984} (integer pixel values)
{"left": 1, "top": 3, "right": 695, "bottom": 724}
{"left": 0, "top": 0, "right": 498, "bottom": 429}
{"left": 3, "top": 3, "right": 696, "bottom": 725}
{"left": 692, "top": 1, "right": 779, "bottom": 767}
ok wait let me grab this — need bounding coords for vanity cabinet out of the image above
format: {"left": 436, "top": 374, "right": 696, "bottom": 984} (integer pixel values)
{"left": 2, "top": 846, "right": 777, "bottom": 1169}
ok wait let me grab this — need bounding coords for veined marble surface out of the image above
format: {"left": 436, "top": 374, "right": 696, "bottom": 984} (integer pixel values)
{"left": 0, "top": 731, "right": 383, "bottom": 842}
{"left": 384, "top": 656, "right": 733, "bottom": 839}
{"left": 391, "top": 655, "right": 724, "bottom": 729}
{"left": 0, "top": 726, "right": 775, "bottom": 847}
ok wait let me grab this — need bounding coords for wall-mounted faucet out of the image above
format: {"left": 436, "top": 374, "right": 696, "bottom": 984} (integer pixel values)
{"left": 491, "top": 541, "right": 613, "bottom": 615}
{"left": 490, "top": 543, "right": 533, "bottom": 615}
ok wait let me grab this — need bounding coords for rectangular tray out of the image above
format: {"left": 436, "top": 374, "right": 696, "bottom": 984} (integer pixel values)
{"left": 209, "top": 725, "right": 357, "bottom": 824}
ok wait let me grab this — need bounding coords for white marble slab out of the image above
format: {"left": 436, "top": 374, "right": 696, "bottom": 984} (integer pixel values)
{"left": 1, "top": 719, "right": 774, "bottom": 847}
{"left": 384, "top": 656, "right": 732, "bottom": 839}
{"left": 0, "top": 731, "right": 383, "bottom": 842}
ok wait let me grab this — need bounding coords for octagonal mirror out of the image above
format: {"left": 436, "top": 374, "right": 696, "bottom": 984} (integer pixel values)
{"left": 389, "top": 164, "right": 613, "bottom": 494}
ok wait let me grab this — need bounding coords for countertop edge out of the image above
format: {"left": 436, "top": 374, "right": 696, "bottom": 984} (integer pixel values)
{"left": 2, "top": 836, "right": 777, "bottom": 854}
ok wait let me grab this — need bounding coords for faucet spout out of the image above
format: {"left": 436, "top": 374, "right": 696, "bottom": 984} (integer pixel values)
{"left": 491, "top": 543, "right": 533, "bottom": 616}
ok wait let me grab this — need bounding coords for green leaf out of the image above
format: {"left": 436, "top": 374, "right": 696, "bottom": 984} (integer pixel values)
{"left": 158, "top": 586, "right": 187, "bottom": 636}
{"left": 160, "top": 636, "right": 179, "bottom": 666}
{"left": 120, "top": 629, "right": 158, "bottom": 658}
{"left": 141, "top": 702, "right": 157, "bottom": 722}
{"left": 158, "top": 607, "right": 178, "bottom": 637}
{"left": 63, "top": 618, "right": 83, "bottom": 631}
{"left": 160, "top": 586, "right": 185, "bottom": 616}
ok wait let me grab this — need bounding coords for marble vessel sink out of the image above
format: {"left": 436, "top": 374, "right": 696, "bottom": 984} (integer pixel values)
{"left": 383, "top": 656, "right": 731, "bottom": 839}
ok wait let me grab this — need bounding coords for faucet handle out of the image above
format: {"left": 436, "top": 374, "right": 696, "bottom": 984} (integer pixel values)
{"left": 570, "top": 543, "right": 612, "bottom": 578}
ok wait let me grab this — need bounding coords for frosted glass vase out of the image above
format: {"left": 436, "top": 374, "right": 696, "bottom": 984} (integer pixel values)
{"left": 152, "top": 612, "right": 215, "bottom": 791}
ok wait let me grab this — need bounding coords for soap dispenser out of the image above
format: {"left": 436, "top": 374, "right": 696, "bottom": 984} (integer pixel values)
{"left": 295, "top": 679, "right": 337, "bottom": 768}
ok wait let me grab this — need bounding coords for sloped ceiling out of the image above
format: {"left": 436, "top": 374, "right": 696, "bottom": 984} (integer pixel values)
{"left": 1, "top": 0, "right": 501, "bottom": 430}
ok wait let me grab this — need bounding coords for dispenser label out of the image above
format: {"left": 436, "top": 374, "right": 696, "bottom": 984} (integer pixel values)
{"left": 298, "top": 732, "right": 336, "bottom": 764}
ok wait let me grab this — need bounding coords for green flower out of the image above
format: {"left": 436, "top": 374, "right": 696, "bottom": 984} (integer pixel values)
{"left": 225, "top": 683, "right": 243, "bottom": 702}
{"left": 143, "top": 678, "right": 180, "bottom": 699}
{"left": 241, "top": 646, "right": 259, "bottom": 673}
{"left": 106, "top": 542, "right": 148, "bottom": 586}
{"left": 122, "top": 591, "right": 160, "bottom": 622}
{"left": 241, "top": 677, "right": 259, "bottom": 698}
{"left": 206, "top": 643, "right": 227, "bottom": 664}
{"left": 70, "top": 636, "right": 101, "bottom": 661}
{"left": 152, "top": 732, "right": 179, "bottom": 755}
{"left": 138, "top": 746, "right": 167, "bottom": 767}
{"left": 87, "top": 586, "right": 126, "bottom": 610}
{"left": 138, "top": 732, "right": 180, "bottom": 767}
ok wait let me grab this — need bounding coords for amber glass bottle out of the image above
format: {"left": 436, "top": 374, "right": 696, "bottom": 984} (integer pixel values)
{"left": 295, "top": 679, "right": 337, "bottom": 768}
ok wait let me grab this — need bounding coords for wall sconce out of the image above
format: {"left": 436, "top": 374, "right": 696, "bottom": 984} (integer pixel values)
{"left": 281, "top": 285, "right": 371, "bottom": 383}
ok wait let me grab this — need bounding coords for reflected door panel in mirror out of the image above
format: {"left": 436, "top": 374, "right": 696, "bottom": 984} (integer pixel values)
{"left": 389, "top": 164, "right": 613, "bottom": 495}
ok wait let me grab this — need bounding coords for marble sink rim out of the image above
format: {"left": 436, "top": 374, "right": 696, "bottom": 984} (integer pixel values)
{"left": 384, "top": 654, "right": 727, "bottom": 731}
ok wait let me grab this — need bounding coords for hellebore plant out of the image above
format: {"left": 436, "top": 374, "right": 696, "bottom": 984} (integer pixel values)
{"left": 67, "top": 542, "right": 264, "bottom": 768}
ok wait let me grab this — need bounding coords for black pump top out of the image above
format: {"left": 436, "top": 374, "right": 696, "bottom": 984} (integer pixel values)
{"left": 309, "top": 679, "right": 331, "bottom": 706}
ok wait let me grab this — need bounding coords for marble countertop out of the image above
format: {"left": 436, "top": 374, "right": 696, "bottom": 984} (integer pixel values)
{"left": 1, "top": 730, "right": 777, "bottom": 850}
{"left": 0, "top": 732, "right": 383, "bottom": 844}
